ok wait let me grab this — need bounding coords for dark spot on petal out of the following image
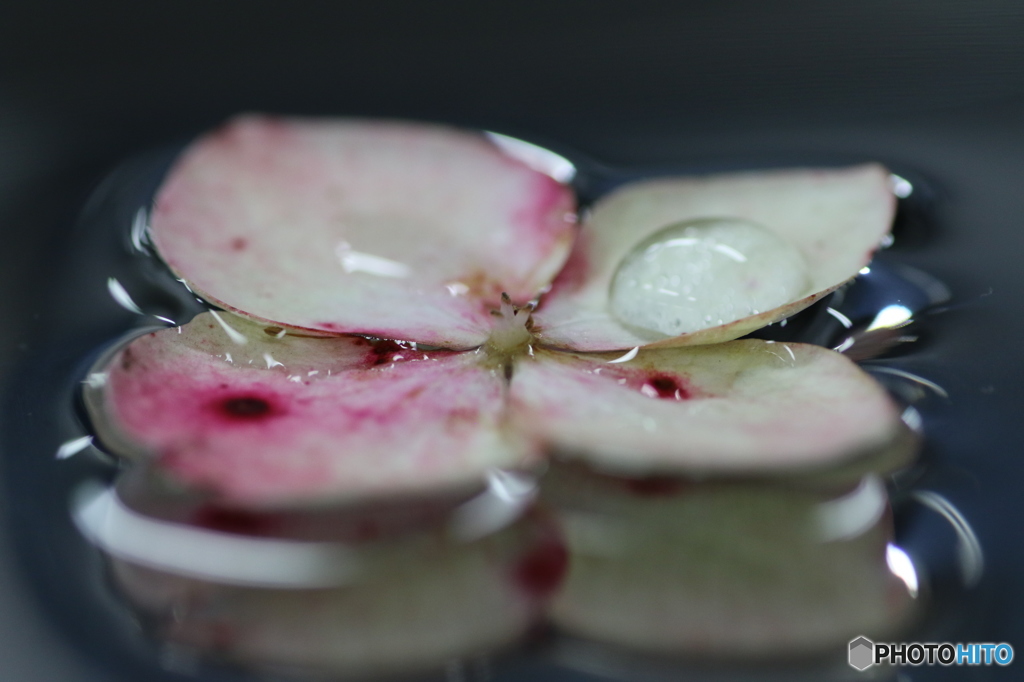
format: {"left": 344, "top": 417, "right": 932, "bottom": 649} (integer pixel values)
{"left": 643, "top": 373, "right": 692, "bottom": 400}
{"left": 230, "top": 237, "right": 248, "bottom": 251}
{"left": 623, "top": 476, "right": 689, "bottom": 497}
{"left": 119, "top": 348, "right": 135, "bottom": 371}
{"left": 192, "top": 505, "right": 278, "bottom": 537}
{"left": 514, "top": 539, "right": 568, "bottom": 598}
{"left": 220, "top": 396, "right": 273, "bottom": 419}
{"left": 351, "top": 518, "right": 381, "bottom": 542}
{"left": 207, "top": 621, "right": 237, "bottom": 653}
{"left": 605, "top": 367, "right": 704, "bottom": 401}
{"left": 370, "top": 339, "right": 409, "bottom": 366}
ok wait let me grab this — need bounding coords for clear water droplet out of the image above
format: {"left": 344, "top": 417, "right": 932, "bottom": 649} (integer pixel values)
{"left": 609, "top": 218, "right": 811, "bottom": 336}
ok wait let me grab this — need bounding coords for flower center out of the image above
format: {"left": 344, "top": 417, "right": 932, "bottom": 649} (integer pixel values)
{"left": 484, "top": 293, "right": 536, "bottom": 369}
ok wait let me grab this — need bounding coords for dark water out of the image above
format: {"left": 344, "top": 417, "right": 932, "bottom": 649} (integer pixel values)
{"left": 0, "top": 135, "right": 997, "bottom": 682}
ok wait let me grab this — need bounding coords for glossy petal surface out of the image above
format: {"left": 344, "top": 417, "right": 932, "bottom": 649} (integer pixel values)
{"left": 87, "top": 314, "right": 535, "bottom": 506}
{"left": 534, "top": 164, "right": 895, "bottom": 351}
{"left": 151, "top": 116, "right": 576, "bottom": 348}
{"left": 508, "top": 341, "right": 901, "bottom": 474}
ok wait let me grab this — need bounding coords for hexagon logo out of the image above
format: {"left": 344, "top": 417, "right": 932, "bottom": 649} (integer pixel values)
{"left": 848, "top": 636, "right": 875, "bottom": 671}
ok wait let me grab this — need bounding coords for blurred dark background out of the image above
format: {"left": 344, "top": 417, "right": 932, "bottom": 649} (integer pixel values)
{"left": 2, "top": 2, "right": 1024, "bottom": 679}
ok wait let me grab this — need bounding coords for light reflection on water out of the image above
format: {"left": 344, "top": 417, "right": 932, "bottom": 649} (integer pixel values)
{"left": 910, "top": 491, "right": 984, "bottom": 589}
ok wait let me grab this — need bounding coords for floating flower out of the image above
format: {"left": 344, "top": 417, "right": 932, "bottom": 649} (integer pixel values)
{"left": 85, "top": 116, "right": 906, "bottom": 507}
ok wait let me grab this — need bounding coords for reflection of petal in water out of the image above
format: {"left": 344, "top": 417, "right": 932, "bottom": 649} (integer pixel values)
{"left": 73, "top": 484, "right": 359, "bottom": 588}
{"left": 544, "top": 464, "right": 916, "bottom": 657}
{"left": 75, "top": 476, "right": 562, "bottom": 678}
{"left": 556, "top": 511, "right": 628, "bottom": 558}
{"left": 114, "top": 548, "right": 537, "bottom": 678}
{"left": 912, "top": 491, "right": 984, "bottom": 588}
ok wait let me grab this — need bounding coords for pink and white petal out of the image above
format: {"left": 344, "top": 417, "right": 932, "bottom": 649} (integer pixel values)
{"left": 150, "top": 116, "right": 576, "bottom": 349}
{"left": 86, "top": 318, "right": 536, "bottom": 507}
{"left": 142, "top": 311, "right": 378, "bottom": 374}
{"left": 534, "top": 165, "right": 895, "bottom": 351}
{"left": 508, "top": 341, "right": 904, "bottom": 475}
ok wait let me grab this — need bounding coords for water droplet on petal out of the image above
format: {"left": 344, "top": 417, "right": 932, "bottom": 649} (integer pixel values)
{"left": 609, "top": 218, "right": 811, "bottom": 336}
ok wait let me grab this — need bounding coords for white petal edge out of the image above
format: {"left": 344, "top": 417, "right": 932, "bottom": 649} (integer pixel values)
{"left": 534, "top": 164, "right": 895, "bottom": 351}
